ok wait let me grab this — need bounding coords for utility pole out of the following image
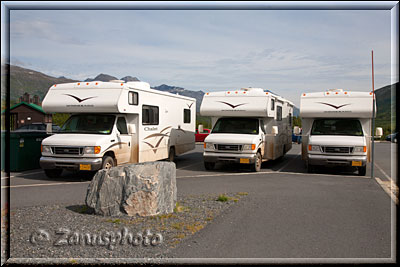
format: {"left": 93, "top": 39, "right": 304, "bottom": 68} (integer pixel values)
{"left": 371, "top": 50, "right": 375, "bottom": 179}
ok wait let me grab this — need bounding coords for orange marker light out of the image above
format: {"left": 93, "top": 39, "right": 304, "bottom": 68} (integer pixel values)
{"left": 94, "top": 146, "right": 101, "bottom": 154}
{"left": 327, "top": 92, "right": 330, "bottom": 95}
{"left": 303, "top": 93, "right": 306, "bottom": 96}
{"left": 251, "top": 144, "right": 256, "bottom": 150}
{"left": 308, "top": 145, "right": 312, "bottom": 151}
{"left": 77, "top": 83, "right": 80, "bottom": 85}
{"left": 363, "top": 146, "right": 367, "bottom": 152}
{"left": 121, "top": 83, "right": 124, "bottom": 86}
{"left": 95, "top": 82, "right": 98, "bottom": 85}
{"left": 206, "top": 93, "right": 209, "bottom": 95}
{"left": 335, "top": 92, "right": 338, "bottom": 94}
{"left": 344, "top": 92, "right": 347, "bottom": 94}
{"left": 204, "top": 143, "right": 207, "bottom": 148}
{"left": 243, "top": 91, "right": 246, "bottom": 94}
{"left": 266, "top": 92, "right": 269, "bottom": 95}
{"left": 227, "top": 92, "right": 230, "bottom": 94}
{"left": 54, "top": 84, "right": 57, "bottom": 87}
{"left": 235, "top": 91, "right": 238, "bottom": 94}
{"left": 369, "top": 92, "right": 373, "bottom": 95}
{"left": 86, "top": 82, "right": 89, "bottom": 85}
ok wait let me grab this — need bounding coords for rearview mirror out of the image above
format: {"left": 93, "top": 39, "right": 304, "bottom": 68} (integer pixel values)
{"left": 293, "top": 126, "right": 300, "bottom": 135}
{"left": 128, "top": 124, "right": 136, "bottom": 134}
{"left": 272, "top": 126, "right": 278, "bottom": 135}
{"left": 46, "top": 123, "right": 52, "bottom": 134}
{"left": 375, "top": 127, "right": 383, "bottom": 137}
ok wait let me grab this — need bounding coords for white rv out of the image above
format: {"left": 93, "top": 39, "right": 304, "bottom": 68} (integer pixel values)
{"left": 297, "top": 89, "right": 381, "bottom": 176}
{"left": 200, "top": 87, "right": 294, "bottom": 172}
{"left": 40, "top": 80, "right": 196, "bottom": 178}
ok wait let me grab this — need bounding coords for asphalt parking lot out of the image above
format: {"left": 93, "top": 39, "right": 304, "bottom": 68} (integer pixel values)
{"left": 2, "top": 142, "right": 397, "bottom": 263}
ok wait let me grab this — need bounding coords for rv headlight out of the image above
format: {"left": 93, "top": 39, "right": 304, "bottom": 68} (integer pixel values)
{"left": 308, "top": 145, "right": 320, "bottom": 151}
{"left": 42, "top": 145, "right": 52, "bottom": 153}
{"left": 84, "top": 146, "right": 101, "bottom": 154}
{"left": 354, "top": 146, "right": 367, "bottom": 153}
{"left": 243, "top": 144, "right": 256, "bottom": 151}
{"left": 204, "top": 142, "right": 214, "bottom": 150}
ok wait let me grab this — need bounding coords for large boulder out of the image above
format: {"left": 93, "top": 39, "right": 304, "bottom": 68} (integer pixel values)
{"left": 85, "top": 161, "right": 176, "bottom": 216}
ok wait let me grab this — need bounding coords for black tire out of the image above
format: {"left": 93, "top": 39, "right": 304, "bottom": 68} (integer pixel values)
{"left": 251, "top": 152, "right": 262, "bottom": 172}
{"left": 44, "top": 169, "right": 62, "bottom": 178}
{"left": 168, "top": 147, "right": 175, "bottom": 162}
{"left": 358, "top": 166, "right": 366, "bottom": 176}
{"left": 307, "top": 162, "right": 314, "bottom": 173}
{"left": 204, "top": 162, "right": 215, "bottom": 170}
{"left": 102, "top": 155, "right": 115, "bottom": 170}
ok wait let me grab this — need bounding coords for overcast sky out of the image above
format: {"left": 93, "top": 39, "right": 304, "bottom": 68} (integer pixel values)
{"left": 8, "top": 4, "right": 393, "bottom": 106}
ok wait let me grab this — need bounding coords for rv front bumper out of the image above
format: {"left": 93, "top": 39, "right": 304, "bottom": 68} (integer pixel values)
{"left": 307, "top": 154, "right": 367, "bottom": 167}
{"left": 203, "top": 151, "right": 257, "bottom": 164}
{"left": 40, "top": 156, "right": 103, "bottom": 171}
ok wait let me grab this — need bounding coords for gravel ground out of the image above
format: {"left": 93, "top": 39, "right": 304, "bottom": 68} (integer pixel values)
{"left": 9, "top": 192, "right": 247, "bottom": 260}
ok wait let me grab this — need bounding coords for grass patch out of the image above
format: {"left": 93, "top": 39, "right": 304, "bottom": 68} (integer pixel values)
{"left": 216, "top": 194, "right": 229, "bottom": 202}
{"left": 236, "top": 192, "right": 249, "bottom": 196}
{"left": 174, "top": 202, "right": 190, "bottom": 213}
{"left": 106, "top": 218, "right": 122, "bottom": 224}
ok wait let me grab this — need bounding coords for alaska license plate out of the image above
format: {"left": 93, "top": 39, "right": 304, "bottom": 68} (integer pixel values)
{"left": 240, "top": 158, "right": 250, "bottom": 164}
{"left": 351, "top": 161, "right": 362, "bottom": 166}
{"left": 79, "top": 164, "right": 91, "bottom": 171}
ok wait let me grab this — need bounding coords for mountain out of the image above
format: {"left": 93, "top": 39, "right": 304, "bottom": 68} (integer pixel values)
{"left": 152, "top": 84, "right": 204, "bottom": 112}
{"left": 121, "top": 76, "right": 140, "bottom": 82}
{"left": 84, "top": 73, "right": 118, "bottom": 82}
{"left": 5, "top": 65, "right": 78, "bottom": 102}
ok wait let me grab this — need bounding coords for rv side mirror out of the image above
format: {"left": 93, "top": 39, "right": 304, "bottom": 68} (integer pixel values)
{"left": 46, "top": 123, "right": 52, "bottom": 134}
{"left": 272, "top": 126, "right": 279, "bottom": 135}
{"left": 198, "top": 124, "right": 204, "bottom": 133}
{"left": 293, "top": 126, "right": 300, "bottom": 135}
{"left": 375, "top": 127, "right": 383, "bottom": 137}
{"left": 128, "top": 124, "right": 136, "bottom": 134}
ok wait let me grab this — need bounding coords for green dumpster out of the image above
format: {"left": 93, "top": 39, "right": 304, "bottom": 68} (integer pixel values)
{"left": 8, "top": 132, "right": 50, "bottom": 172}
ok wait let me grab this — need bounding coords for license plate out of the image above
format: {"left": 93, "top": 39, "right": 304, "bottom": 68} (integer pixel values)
{"left": 80, "top": 164, "right": 91, "bottom": 170}
{"left": 351, "top": 161, "right": 362, "bottom": 166}
{"left": 240, "top": 158, "right": 250, "bottom": 164}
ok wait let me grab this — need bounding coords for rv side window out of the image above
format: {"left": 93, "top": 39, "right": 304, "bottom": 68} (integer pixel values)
{"left": 142, "top": 105, "right": 159, "bottom": 125}
{"left": 289, "top": 113, "right": 292, "bottom": 126}
{"left": 184, "top": 109, "right": 191, "bottom": 123}
{"left": 116, "top": 117, "right": 128, "bottom": 134}
{"left": 277, "top": 106, "right": 282, "bottom": 121}
{"left": 271, "top": 99, "right": 275, "bottom": 110}
{"left": 129, "top": 91, "right": 139, "bottom": 105}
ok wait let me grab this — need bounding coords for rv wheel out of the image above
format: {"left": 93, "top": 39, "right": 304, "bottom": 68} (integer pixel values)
{"left": 358, "top": 166, "right": 366, "bottom": 176}
{"left": 168, "top": 147, "right": 176, "bottom": 162}
{"left": 307, "top": 163, "right": 314, "bottom": 173}
{"left": 44, "top": 169, "right": 62, "bottom": 178}
{"left": 204, "top": 162, "right": 215, "bottom": 170}
{"left": 251, "top": 152, "right": 262, "bottom": 172}
{"left": 102, "top": 156, "right": 115, "bottom": 170}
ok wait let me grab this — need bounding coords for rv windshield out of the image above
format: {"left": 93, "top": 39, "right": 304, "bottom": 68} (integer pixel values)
{"left": 59, "top": 114, "right": 116, "bottom": 134}
{"left": 311, "top": 119, "right": 363, "bottom": 136}
{"left": 212, "top": 117, "right": 259, "bottom": 135}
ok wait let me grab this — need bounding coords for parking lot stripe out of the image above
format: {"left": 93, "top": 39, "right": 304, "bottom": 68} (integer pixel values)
{"left": 1, "top": 181, "right": 90, "bottom": 189}
{"left": 375, "top": 177, "right": 398, "bottom": 205}
{"left": 277, "top": 152, "right": 301, "bottom": 172}
{"left": 374, "top": 162, "right": 392, "bottom": 181}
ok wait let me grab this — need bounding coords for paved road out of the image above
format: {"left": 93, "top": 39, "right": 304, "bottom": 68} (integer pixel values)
{"left": 2, "top": 142, "right": 396, "bottom": 261}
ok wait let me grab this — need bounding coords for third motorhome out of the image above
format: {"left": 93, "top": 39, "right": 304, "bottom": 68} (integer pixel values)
{"left": 200, "top": 87, "right": 294, "bottom": 172}
{"left": 297, "top": 89, "right": 382, "bottom": 176}
{"left": 40, "top": 80, "right": 196, "bottom": 178}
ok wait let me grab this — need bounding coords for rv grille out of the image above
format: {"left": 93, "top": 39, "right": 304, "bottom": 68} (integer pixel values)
{"left": 215, "top": 144, "right": 243, "bottom": 151}
{"left": 322, "top": 146, "right": 353, "bottom": 154}
{"left": 53, "top": 147, "right": 83, "bottom": 155}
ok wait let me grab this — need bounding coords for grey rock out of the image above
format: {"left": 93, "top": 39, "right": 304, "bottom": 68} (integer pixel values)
{"left": 85, "top": 161, "right": 176, "bottom": 216}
